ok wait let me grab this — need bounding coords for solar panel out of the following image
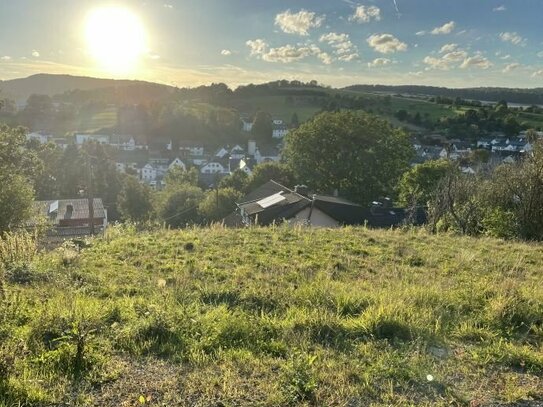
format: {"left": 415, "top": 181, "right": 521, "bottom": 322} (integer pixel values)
{"left": 257, "top": 192, "right": 286, "bottom": 209}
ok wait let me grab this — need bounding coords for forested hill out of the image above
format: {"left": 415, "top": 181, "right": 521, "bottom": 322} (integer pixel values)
{"left": 0, "top": 74, "right": 175, "bottom": 103}
{"left": 345, "top": 84, "right": 543, "bottom": 105}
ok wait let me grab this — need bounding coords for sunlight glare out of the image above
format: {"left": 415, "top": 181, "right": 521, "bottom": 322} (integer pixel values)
{"left": 85, "top": 7, "right": 146, "bottom": 74}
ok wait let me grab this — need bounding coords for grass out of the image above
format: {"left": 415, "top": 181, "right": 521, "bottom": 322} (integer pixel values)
{"left": 78, "top": 107, "right": 118, "bottom": 132}
{"left": 234, "top": 95, "right": 323, "bottom": 123}
{"left": 0, "top": 225, "right": 542, "bottom": 406}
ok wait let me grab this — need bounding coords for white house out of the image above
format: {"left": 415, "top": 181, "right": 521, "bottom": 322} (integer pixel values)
{"left": 75, "top": 134, "right": 110, "bottom": 145}
{"left": 239, "top": 159, "right": 253, "bottom": 175}
{"left": 179, "top": 144, "right": 204, "bottom": 157}
{"left": 200, "top": 162, "right": 228, "bottom": 174}
{"left": 272, "top": 124, "right": 289, "bottom": 139}
{"left": 140, "top": 164, "right": 157, "bottom": 182}
{"left": 242, "top": 120, "right": 253, "bottom": 132}
{"left": 26, "top": 132, "right": 51, "bottom": 144}
{"left": 215, "top": 147, "right": 229, "bottom": 159}
{"left": 230, "top": 145, "right": 245, "bottom": 159}
{"left": 168, "top": 157, "right": 186, "bottom": 172}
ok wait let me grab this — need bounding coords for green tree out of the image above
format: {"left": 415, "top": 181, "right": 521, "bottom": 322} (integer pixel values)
{"left": 251, "top": 111, "right": 273, "bottom": 143}
{"left": 157, "top": 184, "right": 204, "bottom": 228}
{"left": 291, "top": 112, "right": 300, "bottom": 128}
{"left": 165, "top": 166, "right": 198, "bottom": 187}
{"left": 283, "top": 111, "right": 413, "bottom": 204}
{"left": 219, "top": 169, "right": 249, "bottom": 193}
{"left": 246, "top": 161, "right": 295, "bottom": 191}
{"left": 117, "top": 176, "right": 153, "bottom": 222}
{"left": 198, "top": 187, "right": 242, "bottom": 222}
{"left": 0, "top": 174, "right": 34, "bottom": 232}
{"left": 398, "top": 160, "right": 451, "bottom": 206}
{"left": 0, "top": 126, "right": 37, "bottom": 232}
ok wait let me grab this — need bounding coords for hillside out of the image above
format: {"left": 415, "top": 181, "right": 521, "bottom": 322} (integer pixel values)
{"left": 0, "top": 74, "right": 174, "bottom": 103}
{"left": 345, "top": 85, "right": 543, "bottom": 106}
{"left": 1, "top": 227, "right": 542, "bottom": 406}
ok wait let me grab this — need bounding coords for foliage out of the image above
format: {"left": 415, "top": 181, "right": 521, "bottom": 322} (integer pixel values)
{"left": 246, "top": 161, "right": 296, "bottom": 191}
{"left": 398, "top": 160, "right": 451, "bottom": 206}
{"left": 218, "top": 169, "right": 249, "bottom": 193}
{"left": 284, "top": 111, "right": 413, "bottom": 204}
{"left": 117, "top": 176, "right": 154, "bottom": 222}
{"left": 251, "top": 111, "right": 273, "bottom": 143}
{"left": 198, "top": 188, "right": 242, "bottom": 222}
{"left": 156, "top": 184, "right": 204, "bottom": 228}
{"left": 0, "top": 227, "right": 542, "bottom": 405}
{"left": 164, "top": 167, "right": 199, "bottom": 187}
{"left": 0, "top": 126, "right": 37, "bottom": 232}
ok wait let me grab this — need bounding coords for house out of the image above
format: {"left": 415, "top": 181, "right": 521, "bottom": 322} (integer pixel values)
{"left": 140, "top": 163, "right": 157, "bottom": 182}
{"left": 31, "top": 198, "right": 108, "bottom": 239}
{"left": 224, "top": 180, "right": 426, "bottom": 228}
{"left": 230, "top": 145, "right": 245, "bottom": 159}
{"left": 26, "top": 132, "right": 51, "bottom": 144}
{"left": 272, "top": 123, "right": 289, "bottom": 139}
{"left": 255, "top": 145, "right": 281, "bottom": 163}
{"left": 215, "top": 147, "right": 229, "bottom": 159}
{"left": 179, "top": 141, "right": 205, "bottom": 157}
{"left": 242, "top": 119, "right": 253, "bottom": 132}
{"left": 200, "top": 161, "right": 228, "bottom": 174}
{"left": 168, "top": 157, "right": 186, "bottom": 172}
{"left": 75, "top": 134, "right": 110, "bottom": 145}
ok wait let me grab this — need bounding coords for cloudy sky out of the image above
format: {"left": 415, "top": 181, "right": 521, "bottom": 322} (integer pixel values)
{"left": 1, "top": 0, "right": 543, "bottom": 88}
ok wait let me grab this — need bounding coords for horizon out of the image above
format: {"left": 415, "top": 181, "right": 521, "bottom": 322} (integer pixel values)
{"left": 4, "top": 72, "right": 543, "bottom": 92}
{"left": 1, "top": 1, "right": 543, "bottom": 89}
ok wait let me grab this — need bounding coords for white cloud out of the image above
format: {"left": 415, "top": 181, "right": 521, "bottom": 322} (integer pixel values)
{"left": 246, "top": 40, "right": 332, "bottom": 65}
{"left": 221, "top": 49, "right": 232, "bottom": 56}
{"left": 460, "top": 54, "right": 493, "bottom": 69}
{"left": 368, "top": 58, "right": 392, "bottom": 68}
{"left": 431, "top": 21, "right": 456, "bottom": 35}
{"left": 319, "top": 32, "right": 359, "bottom": 61}
{"left": 532, "top": 70, "right": 543, "bottom": 78}
{"left": 499, "top": 32, "right": 526, "bottom": 46}
{"left": 367, "top": 34, "right": 407, "bottom": 54}
{"left": 493, "top": 5, "right": 506, "bottom": 12}
{"left": 502, "top": 62, "right": 520, "bottom": 73}
{"left": 246, "top": 39, "right": 268, "bottom": 56}
{"left": 439, "top": 43, "right": 459, "bottom": 54}
{"left": 0, "top": 56, "right": 11, "bottom": 61}
{"left": 423, "top": 56, "right": 452, "bottom": 70}
{"left": 163, "top": 3, "right": 173, "bottom": 8}
{"left": 32, "top": 50, "right": 40, "bottom": 58}
{"left": 275, "top": 9, "right": 324, "bottom": 36}
{"left": 349, "top": 5, "right": 381, "bottom": 23}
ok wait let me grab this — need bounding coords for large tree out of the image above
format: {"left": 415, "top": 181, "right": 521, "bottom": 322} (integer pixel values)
{"left": 117, "top": 176, "right": 154, "bottom": 222}
{"left": 198, "top": 187, "right": 242, "bottom": 222}
{"left": 0, "top": 126, "right": 38, "bottom": 232}
{"left": 398, "top": 160, "right": 451, "bottom": 206}
{"left": 283, "top": 111, "right": 413, "bottom": 204}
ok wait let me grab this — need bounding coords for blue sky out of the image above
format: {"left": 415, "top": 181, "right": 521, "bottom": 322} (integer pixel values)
{"left": 1, "top": 0, "right": 543, "bottom": 88}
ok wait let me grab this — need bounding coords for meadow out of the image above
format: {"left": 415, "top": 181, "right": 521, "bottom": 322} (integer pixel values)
{"left": 0, "top": 226, "right": 542, "bottom": 406}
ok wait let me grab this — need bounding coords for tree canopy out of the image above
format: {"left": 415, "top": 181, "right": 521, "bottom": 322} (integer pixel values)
{"left": 283, "top": 111, "right": 413, "bottom": 204}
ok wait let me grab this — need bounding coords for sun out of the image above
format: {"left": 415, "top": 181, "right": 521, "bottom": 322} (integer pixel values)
{"left": 85, "top": 7, "right": 146, "bottom": 74}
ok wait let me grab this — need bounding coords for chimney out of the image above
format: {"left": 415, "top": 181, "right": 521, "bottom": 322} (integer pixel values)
{"left": 248, "top": 140, "right": 256, "bottom": 156}
{"left": 65, "top": 204, "right": 74, "bottom": 219}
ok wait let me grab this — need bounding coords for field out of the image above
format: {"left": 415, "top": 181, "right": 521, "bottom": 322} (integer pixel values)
{"left": 78, "top": 107, "right": 118, "bottom": 133}
{"left": 1, "top": 226, "right": 542, "bottom": 406}
{"left": 233, "top": 95, "right": 323, "bottom": 123}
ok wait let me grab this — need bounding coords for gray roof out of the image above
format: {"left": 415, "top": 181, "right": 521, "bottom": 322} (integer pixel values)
{"left": 32, "top": 199, "right": 106, "bottom": 224}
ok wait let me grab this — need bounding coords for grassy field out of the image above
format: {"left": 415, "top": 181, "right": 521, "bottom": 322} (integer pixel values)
{"left": 233, "top": 95, "right": 323, "bottom": 123}
{"left": 78, "top": 107, "right": 118, "bottom": 132}
{"left": 1, "top": 226, "right": 542, "bottom": 406}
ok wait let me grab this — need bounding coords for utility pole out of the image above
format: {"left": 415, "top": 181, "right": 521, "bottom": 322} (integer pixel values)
{"left": 87, "top": 153, "right": 95, "bottom": 236}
